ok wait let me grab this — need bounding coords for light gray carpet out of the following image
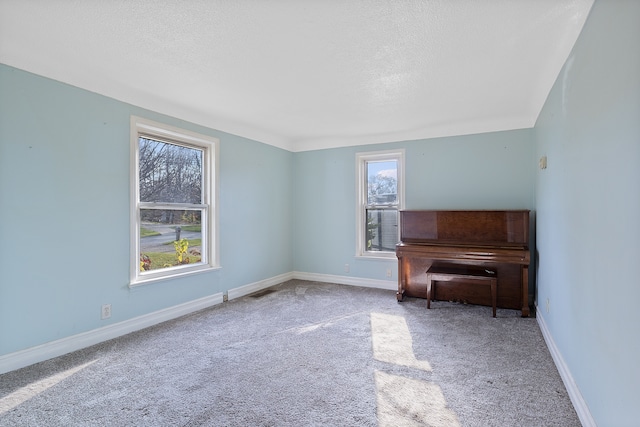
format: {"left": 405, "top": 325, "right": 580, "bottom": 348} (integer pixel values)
{"left": 0, "top": 280, "right": 579, "bottom": 426}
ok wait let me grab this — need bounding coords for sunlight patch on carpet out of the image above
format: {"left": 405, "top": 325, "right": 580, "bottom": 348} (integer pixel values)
{"left": 375, "top": 370, "right": 460, "bottom": 427}
{"left": 0, "top": 360, "right": 97, "bottom": 414}
{"left": 370, "top": 312, "right": 432, "bottom": 371}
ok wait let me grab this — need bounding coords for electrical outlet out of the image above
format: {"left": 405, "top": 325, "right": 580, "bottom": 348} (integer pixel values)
{"left": 101, "top": 304, "right": 111, "bottom": 320}
{"left": 545, "top": 298, "right": 550, "bottom": 314}
{"left": 345, "top": 264, "right": 350, "bottom": 273}
{"left": 386, "top": 268, "right": 392, "bottom": 278}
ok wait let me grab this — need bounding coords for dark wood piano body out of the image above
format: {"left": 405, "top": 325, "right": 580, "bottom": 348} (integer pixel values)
{"left": 396, "top": 210, "right": 531, "bottom": 317}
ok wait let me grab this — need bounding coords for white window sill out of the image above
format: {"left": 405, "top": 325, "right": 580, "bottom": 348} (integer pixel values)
{"left": 356, "top": 252, "right": 397, "bottom": 261}
{"left": 130, "top": 264, "right": 221, "bottom": 288}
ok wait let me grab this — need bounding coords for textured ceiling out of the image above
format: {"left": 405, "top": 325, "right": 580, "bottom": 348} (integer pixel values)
{"left": 0, "top": 0, "right": 593, "bottom": 151}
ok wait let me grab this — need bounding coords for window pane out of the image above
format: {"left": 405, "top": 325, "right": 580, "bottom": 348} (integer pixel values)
{"left": 366, "top": 160, "right": 397, "bottom": 205}
{"left": 366, "top": 208, "right": 398, "bottom": 252}
{"left": 139, "top": 209, "right": 203, "bottom": 272}
{"left": 139, "top": 137, "right": 203, "bottom": 204}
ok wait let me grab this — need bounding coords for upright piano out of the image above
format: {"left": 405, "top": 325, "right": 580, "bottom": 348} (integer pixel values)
{"left": 396, "top": 210, "right": 531, "bottom": 317}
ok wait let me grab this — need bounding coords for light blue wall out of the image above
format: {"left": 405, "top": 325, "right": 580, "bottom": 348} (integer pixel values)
{"left": 533, "top": 1, "right": 640, "bottom": 425}
{"left": 0, "top": 65, "right": 293, "bottom": 356}
{"left": 292, "top": 131, "right": 535, "bottom": 281}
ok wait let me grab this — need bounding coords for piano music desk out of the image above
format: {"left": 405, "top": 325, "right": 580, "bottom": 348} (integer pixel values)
{"left": 426, "top": 264, "right": 497, "bottom": 317}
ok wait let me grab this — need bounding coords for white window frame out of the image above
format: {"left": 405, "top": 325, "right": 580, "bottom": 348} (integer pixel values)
{"left": 130, "top": 116, "right": 220, "bottom": 287}
{"left": 355, "top": 149, "right": 405, "bottom": 259}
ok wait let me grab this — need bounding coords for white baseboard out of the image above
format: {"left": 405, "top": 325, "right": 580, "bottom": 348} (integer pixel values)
{"left": 536, "top": 307, "right": 596, "bottom": 427}
{"left": 292, "top": 271, "right": 396, "bottom": 291}
{"left": 226, "top": 271, "right": 395, "bottom": 298}
{"left": 0, "top": 293, "right": 224, "bottom": 375}
{"left": 227, "top": 272, "right": 294, "bottom": 300}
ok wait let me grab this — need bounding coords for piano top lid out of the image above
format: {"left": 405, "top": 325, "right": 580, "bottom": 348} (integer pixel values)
{"left": 400, "top": 210, "right": 530, "bottom": 246}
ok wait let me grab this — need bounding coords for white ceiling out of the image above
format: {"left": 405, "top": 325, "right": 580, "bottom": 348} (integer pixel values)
{"left": 0, "top": 0, "right": 593, "bottom": 152}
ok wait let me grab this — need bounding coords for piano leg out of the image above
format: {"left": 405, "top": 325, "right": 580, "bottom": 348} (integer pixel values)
{"left": 397, "top": 257, "right": 405, "bottom": 301}
{"left": 521, "top": 266, "right": 530, "bottom": 317}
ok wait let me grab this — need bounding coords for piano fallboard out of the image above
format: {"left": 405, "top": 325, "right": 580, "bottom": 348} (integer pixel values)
{"left": 396, "top": 210, "right": 531, "bottom": 317}
{"left": 396, "top": 243, "right": 530, "bottom": 265}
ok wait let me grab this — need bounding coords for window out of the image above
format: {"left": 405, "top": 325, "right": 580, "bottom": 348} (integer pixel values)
{"left": 130, "top": 117, "right": 219, "bottom": 286}
{"left": 356, "top": 149, "right": 404, "bottom": 258}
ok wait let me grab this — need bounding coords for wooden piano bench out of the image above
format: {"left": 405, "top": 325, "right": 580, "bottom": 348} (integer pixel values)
{"left": 426, "top": 264, "right": 498, "bottom": 317}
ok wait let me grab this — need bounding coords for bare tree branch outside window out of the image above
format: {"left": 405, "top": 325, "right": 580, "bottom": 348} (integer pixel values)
{"left": 139, "top": 137, "right": 203, "bottom": 204}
